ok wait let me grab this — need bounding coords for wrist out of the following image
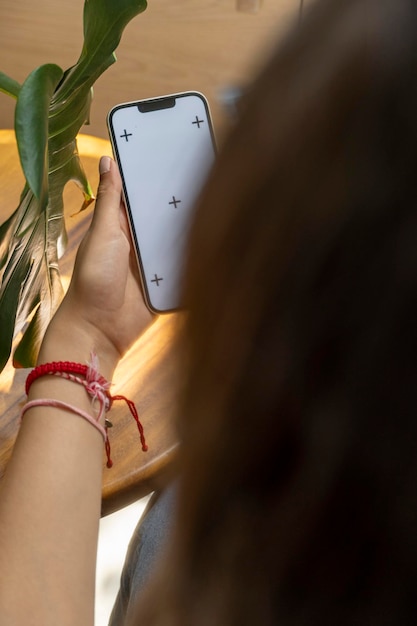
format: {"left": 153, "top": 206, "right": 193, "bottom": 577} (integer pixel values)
{"left": 38, "top": 307, "right": 120, "bottom": 381}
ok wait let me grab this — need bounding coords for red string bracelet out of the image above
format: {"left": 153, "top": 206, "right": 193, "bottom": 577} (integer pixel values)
{"left": 24, "top": 354, "right": 148, "bottom": 468}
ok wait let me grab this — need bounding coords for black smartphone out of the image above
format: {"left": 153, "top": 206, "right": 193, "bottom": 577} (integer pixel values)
{"left": 107, "top": 92, "right": 216, "bottom": 313}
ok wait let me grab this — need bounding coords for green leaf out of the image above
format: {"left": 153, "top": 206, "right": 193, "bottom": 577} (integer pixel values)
{"left": 13, "top": 265, "right": 63, "bottom": 368}
{"left": 0, "top": 188, "right": 65, "bottom": 370}
{"left": 65, "top": 150, "right": 96, "bottom": 212}
{"left": 0, "top": 71, "right": 21, "bottom": 99}
{"left": 48, "top": 83, "right": 93, "bottom": 149}
{"left": 1, "top": 136, "right": 94, "bottom": 369}
{"left": 54, "top": 0, "right": 147, "bottom": 102}
{"left": 15, "top": 64, "right": 63, "bottom": 202}
{"left": 82, "top": 0, "right": 147, "bottom": 59}
{"left": 47, "top": 139, "right": 95, "bottom": 219}
{"left": 0, "top": 0, "right": 148, "bottom": 372}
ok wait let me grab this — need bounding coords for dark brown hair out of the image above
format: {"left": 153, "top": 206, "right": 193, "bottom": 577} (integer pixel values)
{"left": 134, "top": 0, "right": 417, "bottom": 623}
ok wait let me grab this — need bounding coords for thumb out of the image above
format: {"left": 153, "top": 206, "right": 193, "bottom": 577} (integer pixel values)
{"left": 97, "top": 156, "right": 134, "bottom": 244}
{"left": 73, "top": 156, "right": 128, "bottom": 276}
{"left": 91, "top": 156, "right": 124, "bottom": 233}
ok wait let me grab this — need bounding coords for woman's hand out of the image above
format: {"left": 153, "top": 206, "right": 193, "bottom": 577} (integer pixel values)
{"left": 39, "top": 156, "right": 154, "bottom": 377}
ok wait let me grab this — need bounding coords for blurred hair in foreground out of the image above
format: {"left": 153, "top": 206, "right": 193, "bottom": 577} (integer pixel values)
{"left": 134, "top": 1, "right": 417, "bottom": 623}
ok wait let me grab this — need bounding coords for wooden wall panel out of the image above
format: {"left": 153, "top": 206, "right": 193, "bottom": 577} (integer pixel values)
{"left": 0, "top": 0, "right": 300, "bottom": 140}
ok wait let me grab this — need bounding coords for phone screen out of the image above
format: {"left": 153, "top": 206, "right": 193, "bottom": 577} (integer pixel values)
{"left": 108, "top": 92, "right": 216, "bottom": 312}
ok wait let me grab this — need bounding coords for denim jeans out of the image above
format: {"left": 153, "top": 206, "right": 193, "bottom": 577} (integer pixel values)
{"left": 108, "top": 484, "right": 176, "bottom": 625}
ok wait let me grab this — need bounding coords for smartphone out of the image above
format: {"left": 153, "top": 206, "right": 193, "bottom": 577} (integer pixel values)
{"left": 107, "top": 91, "right": 216, "bottom": 313}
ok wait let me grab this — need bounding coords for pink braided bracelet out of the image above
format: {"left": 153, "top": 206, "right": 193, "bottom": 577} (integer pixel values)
{"left": 21, "top": 399, "right": 108, "bottom": 441}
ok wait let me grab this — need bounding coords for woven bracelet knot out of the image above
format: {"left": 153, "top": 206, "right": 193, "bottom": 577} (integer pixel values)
{"left": 85, "top": 380, "right": 110, "bottom": 408}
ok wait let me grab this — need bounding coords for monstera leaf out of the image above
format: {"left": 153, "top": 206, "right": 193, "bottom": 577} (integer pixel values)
{"left": 0, "top": 0, "right": 147, "bottom": 372}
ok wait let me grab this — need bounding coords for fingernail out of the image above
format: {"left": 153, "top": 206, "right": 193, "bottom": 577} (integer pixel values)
{"left": 99, "top": 156, "right": 111, "bottom": 175}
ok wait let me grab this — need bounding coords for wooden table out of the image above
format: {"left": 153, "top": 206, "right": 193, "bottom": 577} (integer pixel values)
{"left": 0, "top": 130, "right": 178, "bottom": 516}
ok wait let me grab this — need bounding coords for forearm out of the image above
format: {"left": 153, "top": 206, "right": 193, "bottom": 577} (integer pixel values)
{"left": 0, "top": 155, "right": 151, "bottom": 625}
{"left": 0, "top": 325, "right": 117, "bottom": 626}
